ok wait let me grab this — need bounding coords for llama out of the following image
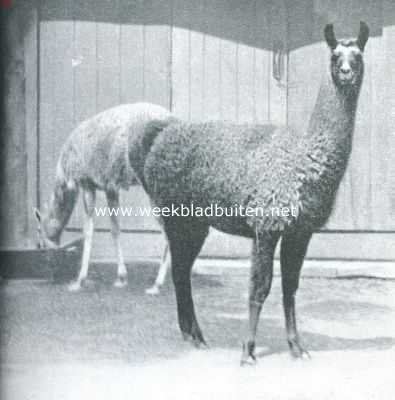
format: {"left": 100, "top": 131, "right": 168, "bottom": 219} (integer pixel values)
{"left": 34, "top": 103, "right": 171, "bottom": 292}
{"left": 128, "top": 22, "right": 369, "bottom": 363}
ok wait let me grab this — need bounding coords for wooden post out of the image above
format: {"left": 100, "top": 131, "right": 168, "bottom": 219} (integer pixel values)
{"left": 0, "top": 0, "right": 38, "bottom": 248}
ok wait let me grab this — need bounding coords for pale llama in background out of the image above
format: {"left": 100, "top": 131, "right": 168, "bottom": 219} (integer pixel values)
{"left": 35, "top": 103, "right": 171, "bottom": 292}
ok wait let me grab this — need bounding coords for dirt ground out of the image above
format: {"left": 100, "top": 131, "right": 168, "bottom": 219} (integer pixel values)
{"left": 1, "top": 261, "right": 394, "bottom": 400}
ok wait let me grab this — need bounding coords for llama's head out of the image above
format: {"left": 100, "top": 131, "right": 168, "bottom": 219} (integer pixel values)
{"left": 34, "top": 206, "right": 61, "bottom": 249}
{"left": 324, "top": 21, "right": 369, "bottom": 88}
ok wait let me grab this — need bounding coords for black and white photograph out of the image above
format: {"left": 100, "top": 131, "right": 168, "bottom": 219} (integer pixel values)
{"left": 1, "top": 0, "right": 394, "bottom": 399}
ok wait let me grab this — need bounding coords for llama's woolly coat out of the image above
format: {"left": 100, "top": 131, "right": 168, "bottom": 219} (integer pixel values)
{"left": 129, "top": 66, "right": 360, "bottom": 235}
{"left": 57, "top": 103, "right": 171, "bottom": 192}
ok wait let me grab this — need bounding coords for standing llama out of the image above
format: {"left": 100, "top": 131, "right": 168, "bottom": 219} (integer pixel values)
{"left": 35, "top": 103, "right": 171, "bottom": 291}
{"left": 128, "top": 22, "right": 369, "bottom": 363}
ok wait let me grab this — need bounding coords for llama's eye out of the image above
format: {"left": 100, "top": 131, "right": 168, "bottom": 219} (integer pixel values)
{"left": 354, "top": 53, "right": 362, "bottom": 62}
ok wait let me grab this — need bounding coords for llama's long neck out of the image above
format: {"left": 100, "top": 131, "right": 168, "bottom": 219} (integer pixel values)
{"left": 43, "top": 178, "right": 78, "bottom": 244}
{"left": 302, "top": 68, "right": 362, "bottom": 179}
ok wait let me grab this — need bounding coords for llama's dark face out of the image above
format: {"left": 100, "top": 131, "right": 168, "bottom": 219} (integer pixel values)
{"left": 324, "top": 22, "right": 369, "bottom": 87}
{"left": 331, "top": 43, "right": 363, "bottom": 85}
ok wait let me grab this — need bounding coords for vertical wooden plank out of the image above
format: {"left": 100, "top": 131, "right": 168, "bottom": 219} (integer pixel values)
{"left": 369, "top": 24, "right": 388, "bottom": 229}
{"left": 254, "top": 0, "right": 271, "bottom": 123}
{"left": 171, "top": 0, "right": 191, "bottom": 119}
{"left": 119, "top": 0, "right": 144, "bottom": 104}
{"left": 39, "top": 1, "right": 55, "bottom": 213}
{"left": 73, "top": 0, "right": 97, "bottom": 124}
{"left": 287, "top": 1, "right": 317, "bottom": 135}
{"left": 376, "top": 0, "right": 395, "bottom": 229}
{"left": 202, "top": 1, "right": 221, "bottom": 120}
{"left": 235, "top": 1, "right": 255, "bottom": 123}
{"left": 39, "top": 0, "right": 74, "bottom": 220}
{"left": 189, "top": 1, "right": 206, "bottom": 121}
{"left": 0, "top": 3, "right": 28, "bottom": 246}
{"left": 95, "top": 0, "right": 121, "bottom": 112}
{"left": 215, "top": 0, "right": 238, "bottom": 122}
{"left": 347, "top": 3, "right": 373, "bottom": 229}
{"left": 24, "top": 1, "right": 39, "bottom": 246}
{"left": 142, "top": 0, "right": 172, "bottom": 109}
{"left": 219, "top": 36, "right": 237, "bottom": 121}
{"left": 268, "top": 0, "right": 288, "bottom": 125}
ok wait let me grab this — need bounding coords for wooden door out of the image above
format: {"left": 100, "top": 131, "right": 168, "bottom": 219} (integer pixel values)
{"left": 38, "top": 0, "right": 394, "bottom": 260}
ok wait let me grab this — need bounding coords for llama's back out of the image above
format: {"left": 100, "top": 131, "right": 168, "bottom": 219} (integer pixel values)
{"left": 57, "top": 103, "right": 171, "bottom": 192}
{"left": 140, "top": 120, "right": 302, "bottom": 214}
{"left": 134, "top": 120, "right": 296, "bottom": 234}
{"left": 140, "top": 116, "right": 346, "bottom": 233}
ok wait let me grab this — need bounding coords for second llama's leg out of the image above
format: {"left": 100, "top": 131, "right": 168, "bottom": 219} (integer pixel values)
{"left": 145, "top": 244, "right": 171, "bottom": 295}
{"left": 106, "top": 190, "right": 128, "bottom": 288}
{"left": 68, "top": 188, "right": 96, "bottom": 291}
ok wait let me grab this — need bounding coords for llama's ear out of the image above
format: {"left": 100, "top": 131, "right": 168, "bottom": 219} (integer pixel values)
{"left": 33, "top": 207, "right": 41, "bottom": 223}
{"left": 324, "top": 23, "right": 337, "bottom": 50}
{"left": 357, "top": 21, "right": 369, "bottom": 51}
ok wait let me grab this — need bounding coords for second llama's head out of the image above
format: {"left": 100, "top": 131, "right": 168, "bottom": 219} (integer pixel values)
{"left": 324, "top": 21, "right": 369, "bottom": 88}
{"left": 34, "top": 207, "right": 61, "bottom": 249}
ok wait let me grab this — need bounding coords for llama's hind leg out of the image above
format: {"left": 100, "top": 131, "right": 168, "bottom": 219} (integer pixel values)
{"left": 165, "top": 217, "right": 208, "bottom": 347}
{"left": 280, "top": 229, "right": 312, "bottom": 359}
{"left": 241, "top": 232, "right": 279, "bottom": 366}
{"left": 145, "top": 244, "right": 170, "bottom": 295}
{"left": 106, "top": 190, "right": 128, "bottom": 288}
{"left": 68, "top": 188, "right": 96, "bottom": 291}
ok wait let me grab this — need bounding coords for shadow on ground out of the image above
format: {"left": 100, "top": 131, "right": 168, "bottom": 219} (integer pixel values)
{"left": 1, "top": 261, "right": 394, "bottom": 365}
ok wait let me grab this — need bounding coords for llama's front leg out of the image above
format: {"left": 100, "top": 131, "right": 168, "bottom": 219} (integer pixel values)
{"left": 68, "top": 188, "right": 96, "bottom": 291}
{"left": 106, "top": 191, "right": 128, "bottom": 288}
{"left": 280, "top": 229, "right": 312, "bottom": 359}
{"left": 146, "top": 244, "right": 171, "bottom": 295}
{"left": 241, "top": 233, "right": 279, "bottom": 366}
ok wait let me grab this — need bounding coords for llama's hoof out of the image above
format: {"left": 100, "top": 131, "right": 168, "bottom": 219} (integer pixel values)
{"left": 68, "top": 280, "right": 83, "bottom": 292}
{"left": 193, "top": 337, "right": 209, "bottom": 350}
{"left": 182, "top": 327, "right": 208, "bottom": 349}
{"left": 288, "top": 340, "right": 311, "bottom": 360}
{"left": 145, "top": 284, "right": 160, "bottom": 295}
{"left": 113, "top": 276, "right": 128, "bottom": 288}
{"left": 240, "top": 341, "right": 257, "bottom": 366}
